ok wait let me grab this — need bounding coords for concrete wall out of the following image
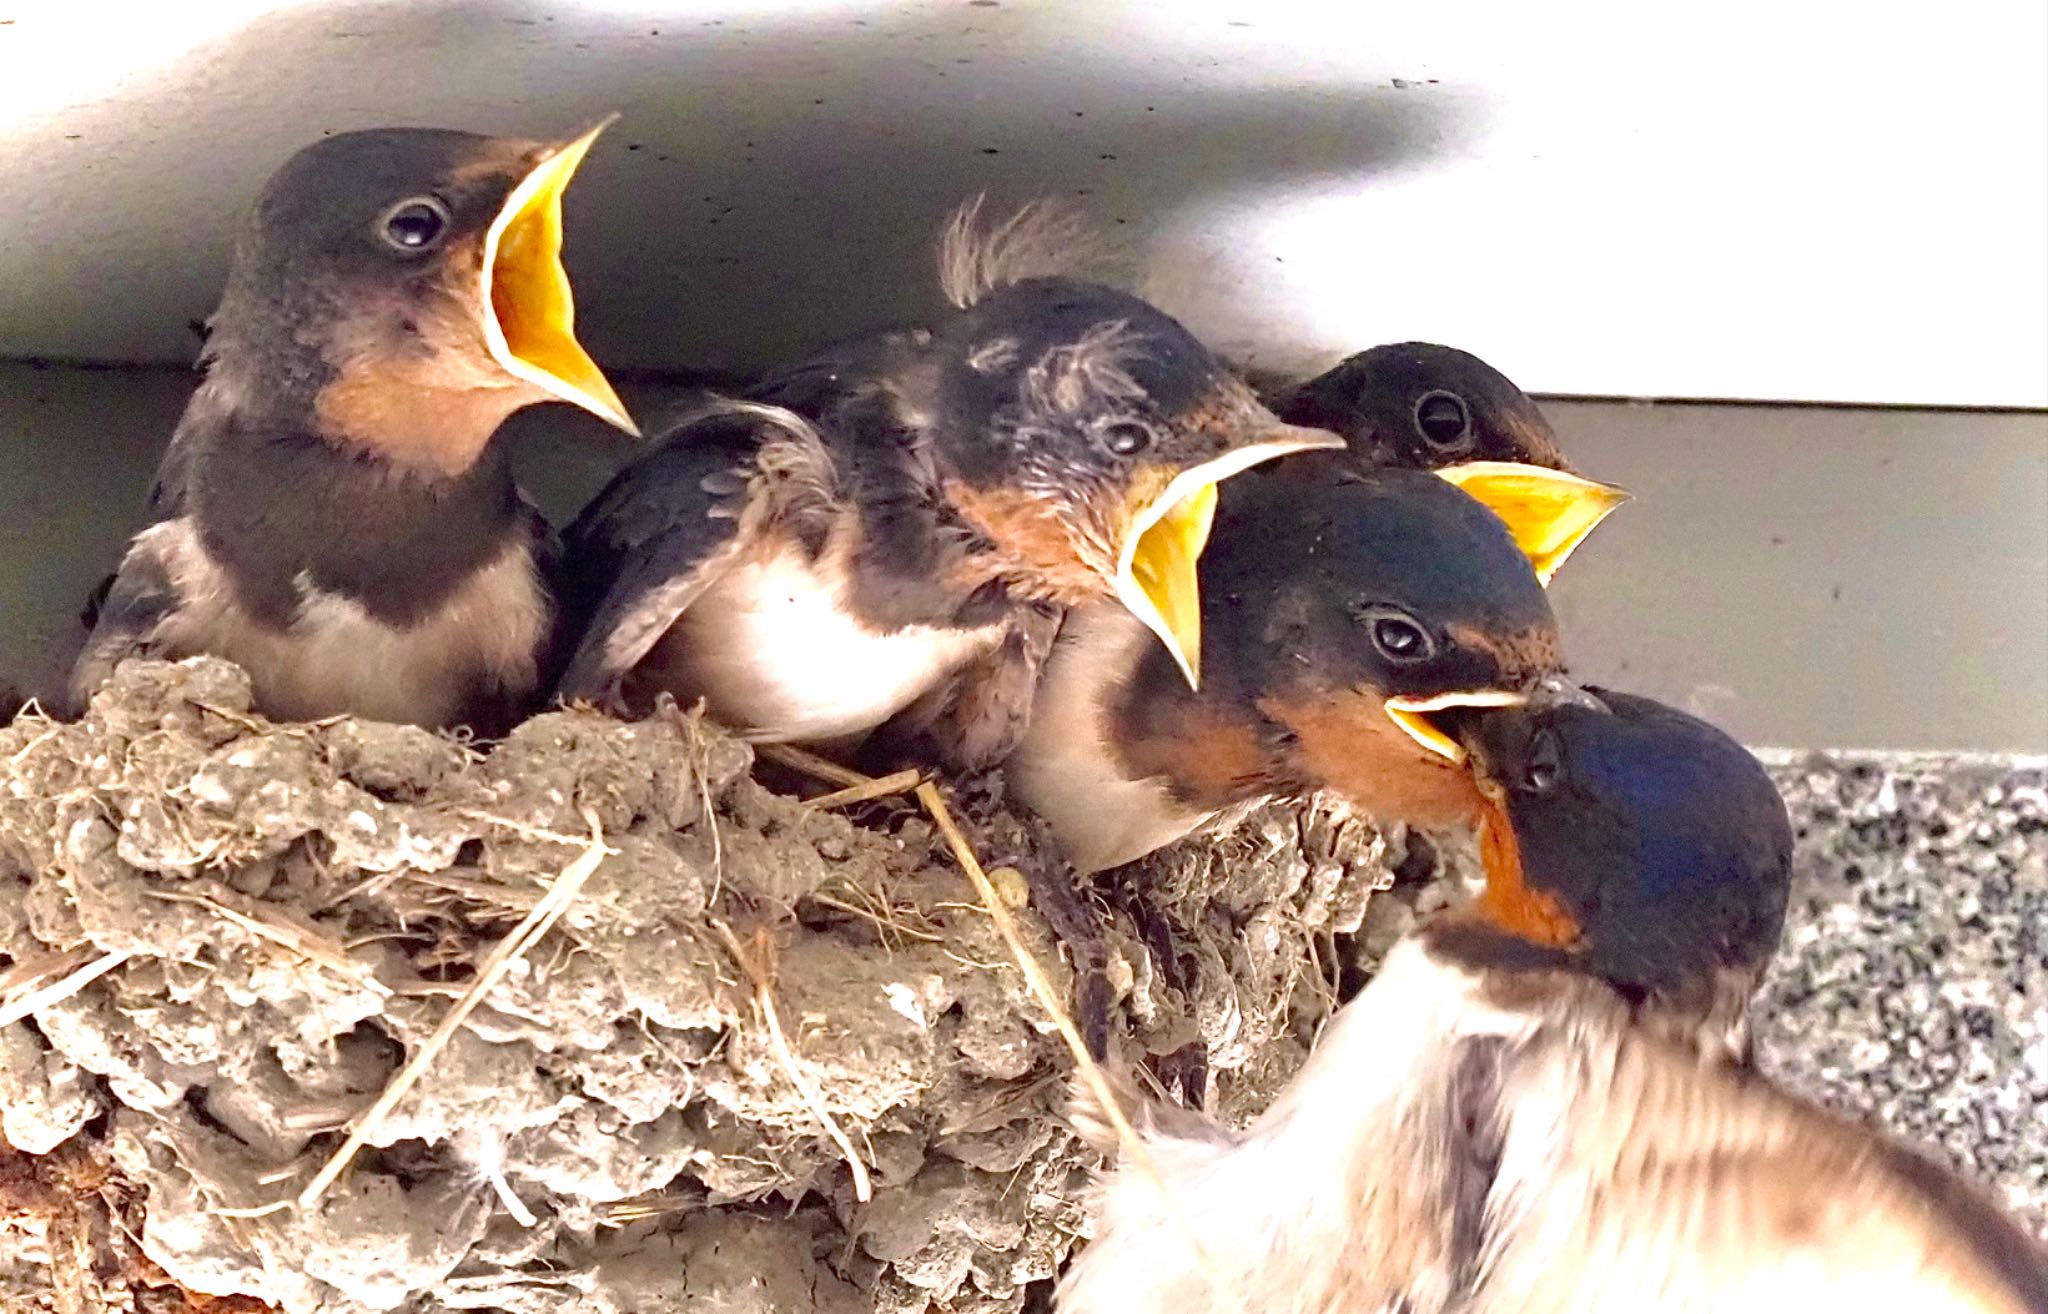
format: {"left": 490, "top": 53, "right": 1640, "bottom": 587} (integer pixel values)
{"left": 1546, "top": 400, "right": 2048, "bottom": 754}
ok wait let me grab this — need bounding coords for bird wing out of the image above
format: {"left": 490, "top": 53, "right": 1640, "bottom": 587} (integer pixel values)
{"left": 67, "top": 523, "right": 189, "bottom": 715}
{"left": 144, "top": 377, "right": 241, "bottom": 521}
{"left": 1477, "top": 1026, "right": 2048, "bottom": 1314}
{"left": 865, "top": 603, "right": 1063, "bottom": 772}
{"left": 71, "top": 390, "right": 220, "bottom": 676}
{"left": 554, "top": 403, "right": 828, "bottom": 704}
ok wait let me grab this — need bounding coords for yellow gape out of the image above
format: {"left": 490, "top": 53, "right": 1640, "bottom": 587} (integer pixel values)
{"left": 1115, "top": 424, "right": 1341, "bottom": 689}
{"left": 1435, "top": 461, "right": 1629, "bottom": 584}
{"left": 481, "top": 116, "right": 638, "bottom": 435}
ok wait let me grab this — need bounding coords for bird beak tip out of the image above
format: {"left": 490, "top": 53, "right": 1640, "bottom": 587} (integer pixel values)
{"left": 1435, "top": 461, "right": 1629, "bottom": 586}
{"left": 479, "top": 114, "right": 635, "bottom": 434}
{"left": 1112, "top": 420, "right": 1337, "bottom": 681}
{"left": 1383, "top": 690, "right": 1532, "bottom": 764}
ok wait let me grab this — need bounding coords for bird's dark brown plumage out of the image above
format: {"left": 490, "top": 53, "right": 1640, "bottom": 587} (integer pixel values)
{"left": 555, "top": 270, "right": 1336, "bottom": 765}
{"left": 70, "top": 125, "right": 633, "bottom": 732}
{"left": 1270, "top": 341, "right": 1570, "bottom": 471}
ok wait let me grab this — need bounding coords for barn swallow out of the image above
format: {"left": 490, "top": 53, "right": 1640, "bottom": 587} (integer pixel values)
{"left": 554, "top": 204, "right": 1339, "bottom": 762}
{"left": 68, "top": 124, "right": 636, "bottom": 731}
{"left": 1258, "top": 341, "right": 1614, "bottom": 584}
{"left": 1267, "top": 341, "right": 1570, "bottom": 471}
{"left": 1007, "top": 462, "right": 1623, "bottom": 874}
{"left": 1060, "top": 687, "right": 2048, "bottom": 1314}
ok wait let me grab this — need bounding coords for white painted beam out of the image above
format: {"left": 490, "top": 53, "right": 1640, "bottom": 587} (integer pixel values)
{"left": 2, "top": 1, "right": 2044, "bottom": 405}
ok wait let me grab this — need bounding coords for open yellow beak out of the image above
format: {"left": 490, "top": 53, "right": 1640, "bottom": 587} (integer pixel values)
{"left": 481, "top": 116, "right": 638, "bottom": 435}
{"left": 1434, "top": 461, "right": 1628, "bottom": 585}
{"left": 1117, "top": 425, "right": 1343, "bottom": 689}
{"left": 1383, "top": 689, "right": 1531, "bottom": 764}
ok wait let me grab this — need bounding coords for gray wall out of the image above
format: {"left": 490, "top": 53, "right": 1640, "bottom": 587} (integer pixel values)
{"left": 5, "top": 360, "right": 2042, "bottom": 752}
{"left": 1546, "top": 401, "right": 2048, "bottom": 754}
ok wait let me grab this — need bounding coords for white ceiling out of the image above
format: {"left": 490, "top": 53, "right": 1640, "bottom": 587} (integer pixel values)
{"left": 3, "top": 0, "right": 2045, "bottom": 406}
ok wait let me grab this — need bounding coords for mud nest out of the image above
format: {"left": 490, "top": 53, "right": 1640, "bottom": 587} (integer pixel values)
{"left": 0, "top": 658, "right": 1407, "bottom": 1313}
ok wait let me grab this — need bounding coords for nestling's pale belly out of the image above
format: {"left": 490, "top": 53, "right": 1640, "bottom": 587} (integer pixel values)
{"left": 647, "top": 545, "right": 1006, "bottom": 743}
{"left": 131, "top": 518, "right": 546, "bottom": 728}
{"left": 1009, "top": 603, "right": 1218, "bottom": 872}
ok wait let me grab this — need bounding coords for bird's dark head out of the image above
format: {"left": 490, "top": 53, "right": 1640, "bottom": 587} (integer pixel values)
{"left": 209, "top": 123, "right": 636, "bottom": 472}
{"left": 1447, "top": 686, "right": 1795, "bottom": 1020}
{"left": 1277, "top": 342, "right": 1568, "bottom": 472}
{"left": 1131, "top": 466, "right": 1566, "bottom": 827}
{"left": 921, "top": 276, "right": 1338, "bottom": 687}
{"left": 1270, "top": 342, "right": 1622, "bottom": 585}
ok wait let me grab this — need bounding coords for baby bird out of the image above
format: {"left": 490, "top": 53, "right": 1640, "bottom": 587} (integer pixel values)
{"left": 555, "top": 203, "right": 1338, "bottom": 766}
{"left": 1061, "top": 685, "right": 2047, "bottom": 1314}
{"left": 71, "top": 124, "right": 636, "bottom": 731}
{"left": 1269, "top": 340, "right": 1569, "bottom": 471}
{"left": 1266, "top": 341, "right": 1615, "bottom": 581}
{"left": 1008, "top": 461, "right": 1623, "bottom": 873}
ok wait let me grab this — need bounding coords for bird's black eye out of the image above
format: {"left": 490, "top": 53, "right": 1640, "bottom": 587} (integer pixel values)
{"left": 1524, "top": 729, "right": 1563, "bottom": 793}
{"left": 378, "top": 197, "right": 450, "bottom": 253}
{"left": 1413, "top": 390, "right": 1474, "bottom": 453}
{"left": 1360, "top": 606, "right": 1436, "bottom": 664}
{"left": 1098, "top": 419, "right": 1157, "bottom": 457}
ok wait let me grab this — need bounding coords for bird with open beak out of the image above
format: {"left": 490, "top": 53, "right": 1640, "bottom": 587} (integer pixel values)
{"left": 1255, "top": 339, "right": 1618, "bottom": 584}
{"left": 1001, "top": 347, "right": 1620, "bottom": 1060}
{"left": 1008, "top": 459, "right": 1624, "bottom": 875}
{"left": 1059, "top": 686, "right": 2048, "bottom": 1314}
{"left": 553, "top": 202, "right": 1338, "bottom": 763}
{"left": 69, "top": 124, "right": 638, "bottom": 732}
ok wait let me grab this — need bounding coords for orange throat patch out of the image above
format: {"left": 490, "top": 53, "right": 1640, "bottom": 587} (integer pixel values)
{"left": 1475, "top": 794, "right": 1580, "bottom": 947}
{"left": 940, "top": 478, "right": 1106, "bottom": 605}
{"left": 312, "top": 270, "right": 535, "bottom": 479}
{"left": 1113, "top": 703, "right": 1275, "bottom": 809}
{"left": 1261, "top": 687, "right": 1487, "bottom": 829}
{"left": 317, "top": 367, "right": 529, "bottom": 477}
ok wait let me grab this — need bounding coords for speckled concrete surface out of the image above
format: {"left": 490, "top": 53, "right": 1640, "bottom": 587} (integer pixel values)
{"left": 1755, "top": 751, "right": 2048, "bottom": 1236}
